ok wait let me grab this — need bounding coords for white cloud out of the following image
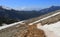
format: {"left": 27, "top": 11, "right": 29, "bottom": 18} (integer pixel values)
{"left": 14, "top": 6, "right": 41, "bottom": 11}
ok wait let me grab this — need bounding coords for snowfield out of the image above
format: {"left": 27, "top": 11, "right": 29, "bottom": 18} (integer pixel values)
{"left": 37, "top": 21, "right": 60, "bottom": 37}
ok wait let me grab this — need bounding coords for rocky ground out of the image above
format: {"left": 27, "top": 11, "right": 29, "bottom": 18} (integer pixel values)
{"left": 0, "top": 23, "right": 28, "bottom": 37}
{"left": 14, "top": 24, "right": 46, "bottom": 37}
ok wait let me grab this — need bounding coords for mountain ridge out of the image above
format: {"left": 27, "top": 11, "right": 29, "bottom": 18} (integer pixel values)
{"left": 0, "top": 6, "right": 60, "bottom": 25}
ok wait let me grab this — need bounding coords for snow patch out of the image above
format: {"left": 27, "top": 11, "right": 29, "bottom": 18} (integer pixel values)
{"left": 0, "top": 21, "right": 24, "bottom": 30}
{"left": 37, "top": 21, "right": 60, "bottom": 37}
{"left": 29, "top": 12, "right": 60, "bottom": 25}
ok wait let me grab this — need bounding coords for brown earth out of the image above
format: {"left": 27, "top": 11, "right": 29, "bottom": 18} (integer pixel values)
{"left": 15, "top": 24, "right": 46, "bottom": 37}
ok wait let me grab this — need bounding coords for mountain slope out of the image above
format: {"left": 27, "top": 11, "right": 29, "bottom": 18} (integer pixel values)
{"left": 0, "top": 8, "right": 60, "bottom": 37}
{"left": 0, "top": 6, "right": 60, "bottom": 25}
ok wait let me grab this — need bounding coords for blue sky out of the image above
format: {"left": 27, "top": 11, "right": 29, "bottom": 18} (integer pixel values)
{"left": 0, "top": 0, "right": 60, "bottom": 10}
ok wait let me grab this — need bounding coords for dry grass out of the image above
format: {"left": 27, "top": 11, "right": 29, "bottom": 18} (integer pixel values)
{"left": 14, "top": 24, "right": 46, "bottom": 37}
{"left": 41, "top": 14, "right": 60, "bottom": 25}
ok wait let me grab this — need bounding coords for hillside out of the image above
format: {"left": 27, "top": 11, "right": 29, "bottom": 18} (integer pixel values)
{"left": 0, "top": 6, "right": 60, "bottom": 25}
{"left": 0, "top": 10, "right": 60, "bottom": 37}
{"left": 24, "top": 10, "right": 60, "bottom": 24}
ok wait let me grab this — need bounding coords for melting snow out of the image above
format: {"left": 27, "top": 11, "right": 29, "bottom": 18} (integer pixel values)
{"left": 37, "top": 21, "right": 60, "bottom": 37}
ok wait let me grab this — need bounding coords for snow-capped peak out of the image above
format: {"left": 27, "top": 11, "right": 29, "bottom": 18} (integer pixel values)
{"left": 0, "top": 6, "right": 12, "bottom": 10}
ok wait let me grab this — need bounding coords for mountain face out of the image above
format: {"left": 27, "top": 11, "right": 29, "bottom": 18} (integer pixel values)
{"left": 0, "top": 6, "right": 60, "bottom": 25}
{"left": 39, "top": 6, "right": 60, "bottom": 14}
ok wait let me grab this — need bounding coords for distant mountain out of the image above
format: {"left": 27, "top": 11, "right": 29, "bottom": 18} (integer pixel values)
{"left": 39, "top": 6, "right": 60, "bottom": 14}
{"left": 0, "top": 6, "right": 60, "bottom": 25}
